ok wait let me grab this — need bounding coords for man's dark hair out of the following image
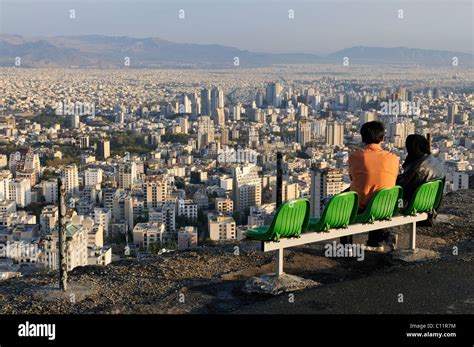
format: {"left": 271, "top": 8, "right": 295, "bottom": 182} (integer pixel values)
{"left": 360, "top": 121, "right": 385, "bottom": 144}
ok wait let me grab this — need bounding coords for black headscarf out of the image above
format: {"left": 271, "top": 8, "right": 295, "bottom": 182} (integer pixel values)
{"left": 403, "top": 134, "right": 431, "bottom": 168}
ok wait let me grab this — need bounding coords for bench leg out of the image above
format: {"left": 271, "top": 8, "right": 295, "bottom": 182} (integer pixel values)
{"left": 409, "top": 222, "right": 416, "bottom": 250}
{"left": 276, "top": 248, "right": 284, "bottom": 277}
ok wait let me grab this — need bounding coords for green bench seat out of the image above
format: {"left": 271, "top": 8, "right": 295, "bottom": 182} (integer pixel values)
{"left": 356, "top": 186, "right": 402, "bottom": 223}
{"left": 403, "top": 179, "right": 443, "bottom": 215}
{"left": 308, "top": 191, "right": 358, "bottom": 232}
{"left": 245, "top": 198, "right": 310, "bottom": 241}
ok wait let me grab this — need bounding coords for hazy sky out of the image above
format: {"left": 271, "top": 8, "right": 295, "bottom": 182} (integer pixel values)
{"left": 1, "top": 0, "right": 472, "bottom": 55}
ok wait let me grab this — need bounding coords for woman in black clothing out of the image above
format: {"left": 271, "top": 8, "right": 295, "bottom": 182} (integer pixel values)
{"left": 397, "top": 134, "right": 446, "bottom": 206}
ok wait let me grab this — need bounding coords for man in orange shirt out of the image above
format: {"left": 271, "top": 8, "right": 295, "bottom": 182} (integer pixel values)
{"left": 345, "top": 121, "right": 399, "bottom": 250}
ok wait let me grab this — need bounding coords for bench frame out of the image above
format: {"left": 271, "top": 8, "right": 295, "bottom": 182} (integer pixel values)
{"left": 262, "top": 213, "right": 428, "bottom": 276}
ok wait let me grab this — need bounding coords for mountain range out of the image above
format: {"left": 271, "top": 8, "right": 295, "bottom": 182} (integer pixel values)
{"left": 1, "top": 34, "right": 472, "bottom": 68}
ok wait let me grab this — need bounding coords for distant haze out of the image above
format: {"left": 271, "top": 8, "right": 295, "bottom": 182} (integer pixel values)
{"left": 0, "top": 0, "right": 473, "bottom": 55}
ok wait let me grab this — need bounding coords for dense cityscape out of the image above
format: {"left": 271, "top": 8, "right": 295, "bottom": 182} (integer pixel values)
{"left": 0, "top": 63, "right": 472, "bottom": 278}
{"left": 0, "top": 0, "right": 473, "bottom": 343}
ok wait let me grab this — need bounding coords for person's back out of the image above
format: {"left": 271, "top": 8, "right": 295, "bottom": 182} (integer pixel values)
{"left": 397, "top": 134, "right": 445, "bottom": 204}
{"left": 349, "top": 122, "right": 399, "bottom": 210}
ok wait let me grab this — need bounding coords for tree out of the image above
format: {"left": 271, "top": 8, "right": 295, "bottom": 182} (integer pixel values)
{"left": 42, "top": 170, "right": 58, "bottom": 180}
{"left": 24, "top": 202, "right": 48, "bottom": 221}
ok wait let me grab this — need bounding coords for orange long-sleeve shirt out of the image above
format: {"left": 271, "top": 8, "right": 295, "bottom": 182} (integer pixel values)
{"left": 349, "top": 143, "right": 399, "bottom": 209}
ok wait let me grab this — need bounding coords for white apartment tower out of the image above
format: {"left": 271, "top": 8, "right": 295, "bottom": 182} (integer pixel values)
{"left": 8, "top": 178, "right": 31, "bottom": 208}
{"left": 0, "top": 170, "right": 12, "bottom": 201}
{"left": 326, "top": 122, "right": 344, "bottom": 147}
{"left": 297, "top": 118, "right": 312, "bottom": 146}
{"left": 85, "top": 168, "right": 103, "bottom": 187}
{"left": 118, "top": 162, "right": 137, "bottom": 190}
{"left": 144, "top": 176, "right": 169, "bottom": 209}
{"left": 42, "top": 179, "right": 58, "bottom": 204}
{"left": 197, "top": 116, "right": 215, "bottom": 149}
{"left": 310, "top": 168, "right": 345, "bottom": 217}
{"left": 63, "top": 165, "right": 79, "bottom": 195}
{"left": 233, "top": 165, "right": 262, "bottom": 212}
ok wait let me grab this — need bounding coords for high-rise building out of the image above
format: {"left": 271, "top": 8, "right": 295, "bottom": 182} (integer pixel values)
{"left": 191, "top": 92, "right": 201, "bottom": 116}
{"left": 297, "top": 118, "right": 311, "bottom": 146}
{"left": 9, "top": 148, "right": 41, "bottom": 181}
{"left": 112, "top": 190, "right": 134, "bottom": 231}
{"left": 211, "top": 87, "right": 224, "bottom": 116}
{"left": 389, "top": 121, "right": 415, "bottom": 148}
{"left": 266, "top": 82, "right": 282, "bottom": 107}
{"left": 78, "top": 135, "right": 89, "bottom": 149}
{"left": 0, "top": 171, "right": 12, "bottom": 201}
{"left": 96, "top": 140, "right": 110, "bottom": 160}
{"left": 178, "top": 226, "right": 198, "bottom": 250}
{"left": 248, "top": 126, "right": 259, "bottom": 148}
{"left": 8, "top": 178, "right": 31, "bottom": 208}
{"left": 40, "top": 205, "right": 59, "bottom": 234}
{"left": 197, "top": 116, "right": 214, "bottom": 149}
{"left": 247, "top": 108, "right": 263, "bottom": 123}
{"left": 94, "top": 207, "right": 111, "bottom": 238}
{"left": 40, "top": 224, "right": 88, "bottom": 271}
{"left": 447, "top": 103, "right": 458, "bottom": 125}
{"left": 102, "top": 187, "right": 116, "bottom": 210}
{"left": 215, "top": 108, "right": 225, "bottom": 127}
{"left": 298, "top": 104, "right": 309, "bottom": 118}
{"left": 272, "top": 181, "right": 299, "bottom": 203}
{"left": 200, "top": 88, "right": 211, "bottom": 116}
{"left": 220, "top": 127, "right": 229, "bottom": 146}
{"left": 84, "top": 168, "right": 103, "bottom": 187}
{"left": 42, "top": 178, "right": 58, "bottom": 204}
{"left": 310, "top": 168, "right": 345, "bottom": 217}
{"left": 215, "top": 197, "right": 234, "bottom": 214}
{"left": 118, "top": 162, "right": 136, "bottom": 190}
{"left": 0, "top": 154, "right": 7, "bottom": 169}
{"left": 71, "top": 114, "right": 81, "bottom": 128}
{"left": 177, "top": 199, "right": 198, "bottom": 220}
{"left": 398, "top": 87, "right": 407, "bottom": 101}
{"left": 62, "top": 165, "right": 79, "bottom": 195}
{"left": 310, "top": 94, "right": 321, "bottom": 109}
{"left": 208, "top": 215, "right": 236, "bottom": 241}
{"left": 133, "top": 223, "right": 165, "bottom": 250}
{"left": 180, "top": 94, "right": 192, "bottom": 113}
{"left": 149, "top": 203, "right": 176, "bottom": 236}
{"left": 326, "top": 122, "right": 344, "bottom": 147}
{"left": 233, "top": 165, "right": 262, "bottom": 212}
{"left": 179, "top": 117, "right": 189, "bottom": 134}
{"left": 231, "top": 105, "right": 241, "bottom": 121}
{"left": 361, "top": 111, "right": 377, "bottom": 124}
{"left": 313, "top": 119, "right": 327, "bottom": 139}
{"left": 144, "top": 175, "right": 169, "bottom": 209}
{"left": 255, "top": 92, "right": 264, "bottom": 108}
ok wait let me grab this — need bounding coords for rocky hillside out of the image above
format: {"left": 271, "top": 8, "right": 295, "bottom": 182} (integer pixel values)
{"left": 0, "top": 189, "right": 472, "bottom": 314}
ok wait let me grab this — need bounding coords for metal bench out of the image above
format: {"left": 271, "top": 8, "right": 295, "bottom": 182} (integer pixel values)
{"left": 247, "top": 180, "right": 444, "bottom": 277}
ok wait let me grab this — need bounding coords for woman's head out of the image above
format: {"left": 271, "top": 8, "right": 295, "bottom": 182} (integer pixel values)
{"left": 404, "top": 134, "right": 431, "bottom": 167}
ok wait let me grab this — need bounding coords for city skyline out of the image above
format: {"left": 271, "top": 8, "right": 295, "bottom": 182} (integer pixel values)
{"left": 0, "top": 0, "right": 472, "bottom": 334}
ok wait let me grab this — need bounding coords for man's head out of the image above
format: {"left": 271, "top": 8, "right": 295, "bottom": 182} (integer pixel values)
{"left": 360, "top": 121, "right": 385, "bottom": 144}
